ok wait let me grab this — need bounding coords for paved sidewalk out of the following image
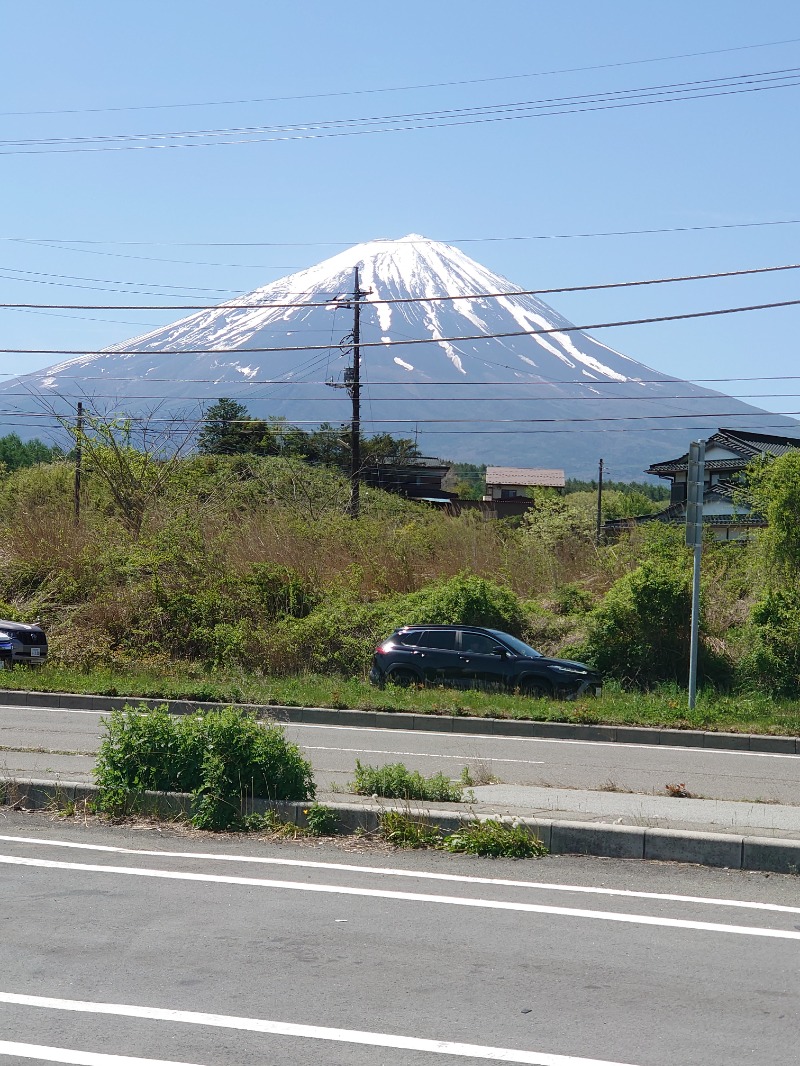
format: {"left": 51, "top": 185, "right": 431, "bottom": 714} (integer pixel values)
{"left": 322, "top": 785, "right": 800, "bottom": 840}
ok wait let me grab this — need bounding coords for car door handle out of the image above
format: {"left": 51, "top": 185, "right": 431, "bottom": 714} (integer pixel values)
{"left": 459, "top": 655, "right": 471, "bottom": 662}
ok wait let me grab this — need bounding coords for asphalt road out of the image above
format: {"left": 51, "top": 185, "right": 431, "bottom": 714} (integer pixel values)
{"left": 1, "top": 813, "right": 799, "bottom": 1065}
{"left": 3, "top": 702, "right": 800, "bottom": 806}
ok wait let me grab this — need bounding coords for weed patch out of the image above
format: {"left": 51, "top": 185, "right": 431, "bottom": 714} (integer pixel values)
{"left": 93, "top": 704, "right": 315, "bottom": 830}
{"left": 303, "top": 802, "right": 340, "bottom": 835}
{"left": 351, "top": 760, "right": 464, "bottom": 802}
{"left": 443, "top": 819, "right": 548, "bottom": 858}
{"left": 378, "top": 809, "right": 444, "bottom": 848}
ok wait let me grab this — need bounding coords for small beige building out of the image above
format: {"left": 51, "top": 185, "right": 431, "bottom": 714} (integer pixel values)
{"left": 484, "top": 466, "right": 566, "bottom": 501}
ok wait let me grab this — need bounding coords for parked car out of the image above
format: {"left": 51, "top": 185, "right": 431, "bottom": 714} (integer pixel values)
{"left": 369, "top": 625, "right": 601, "bottom": 699}
{"left": 0, "top": 619, "right": 48, "bottom": 667}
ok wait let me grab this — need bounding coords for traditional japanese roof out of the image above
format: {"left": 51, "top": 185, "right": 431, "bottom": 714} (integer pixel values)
{"left": 604, "top": 486, "right": 765, "bottom": 530}
{"left": 647, "top": 428, "right": 800, "bottom": 476}
{"left": 485, "top": 466, "right": 565, "bottom": 488}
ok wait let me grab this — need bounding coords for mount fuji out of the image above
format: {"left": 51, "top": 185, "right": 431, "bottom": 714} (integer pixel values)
{"left": 5, "top": 234, "right": 798, "bottom": 479}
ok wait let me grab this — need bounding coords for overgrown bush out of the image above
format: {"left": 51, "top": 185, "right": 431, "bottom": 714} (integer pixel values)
{"left": 443, "top": 819, "right": 547, "bottom": 858}
{"left": 351, "top": 759, "right": 464, "bottom": 802}
{"left": 94, "top": 704, "right": 315, "bottom": 829}
{"left": 378, "top": 809, "right": 443, "bottom": 848}
{"left": 738, "top": 587, "right": 800, "bottom": 695}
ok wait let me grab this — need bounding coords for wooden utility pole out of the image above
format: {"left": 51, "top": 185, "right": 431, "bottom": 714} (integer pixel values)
{"left": 348, "top": 266, "right": 362, "bottom": 519}
{"left": 595, "top": 457, "right": 604, "bottom": 544}
{"left": 73, "top": 401, "right": 84, "bottom": 524}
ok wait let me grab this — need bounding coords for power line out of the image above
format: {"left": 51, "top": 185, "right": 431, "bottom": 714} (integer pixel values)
{"left": 3, "top": 218, "right": 799, "bottom": 262}
{"left": 2, "top": 298, "right": 799, "bottom": 356}
{"left": 3, "top": 414, "right": 798, "bottom": 438}
{"left": 1, "top": 261, "right": 797, "bottom": 310}
{"left": 0, "top": 265, "right": 240, "bottom": 294}
{"left": 3, "top": 68, "right": 799, "bottom": 155}
{"left": 3, "top": 407, "right": 800, "bottom": 428}
{"left": 4, "top": 391, "right": 800, "bottom": 403}
{"left": 5, "top": 373, "right": 800, "bottom": 386}
{"left": 8, "top": 67, "right": 798, "bottom": 148}
{"left": 5, "top": 36, "right": 799, "bottom": 116}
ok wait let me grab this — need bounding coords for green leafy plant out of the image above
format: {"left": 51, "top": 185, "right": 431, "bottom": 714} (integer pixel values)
{"left": 351, "top": 759, "right": 463, "bottom": 802}
{"left": 303, "top": 802, "right": 340, "bottom": 835}
{"left": 93, "top": 704, "right": 315, "bottom": 830}
{"left": 378, "top": 809, "right": 443, "bottom": 848}
{"left": 443, "top": 819, "right": 547, "bottom": 858}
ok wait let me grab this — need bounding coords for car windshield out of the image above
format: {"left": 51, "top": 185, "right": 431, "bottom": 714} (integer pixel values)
{"left": 484, "top": 629, "right": 542, "bottom": 658}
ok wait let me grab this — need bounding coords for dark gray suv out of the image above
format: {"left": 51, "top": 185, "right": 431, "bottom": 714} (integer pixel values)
{"left": 370, "top": 625, "right": 601, "bottom": 699}
{"left": 0, "top": 619, "right": 48, "bottom": 667}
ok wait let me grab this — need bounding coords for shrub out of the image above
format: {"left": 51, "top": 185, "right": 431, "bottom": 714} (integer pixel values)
{"left": 443, "top": 819, "right": 547, "bottom": 858}
{"left": 378, "top": 809, "right": 443, "bottom": 848}
{"left": 303, "top": 803, "right": 340, "bottom": 835}
{"left": 94, "top": 704, "right": 315, "bottom": 830}
{"left": 580, "top": 558, "right": 693, "bottom": 687}
{"left": 264, "top": 572, "right": 526, "bottom": 676}
{"left": 738, "top": 587, "right": 800, "bottom": 696}
{"left": 351, "top": 759, "right": 464, "bottom": 802}
{"left": 551, "top": 583, "right": 593, "bottom": 616}
{"left": 399, "top": 573, "right": 525, "bottom": 635}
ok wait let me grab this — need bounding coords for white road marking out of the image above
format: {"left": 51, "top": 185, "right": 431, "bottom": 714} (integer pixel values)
{"left": 302, "top": 744, "right": 544, "bottom": 765}
{"left": 0, "top": 706, "right": 106, "bottom": 716}
{"left": 0, "top": 992, "right": 640, "bottom": 1065}
{"left": 288, "top": 722, "right": 800, "bottom": 760}
{"left": 2, "top": 833, "right": 798, "bottom": 916}
{"left": 0, "top": 1042, "right": 205, "bottom": 1066}
{"left": 6, "top": 704, "right": 800, "bottom": 759}
{"left": 2, "top": 852, "right": 799, "bottom": 939}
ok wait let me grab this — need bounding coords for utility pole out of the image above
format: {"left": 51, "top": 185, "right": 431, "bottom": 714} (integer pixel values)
{"left": 595, "top": 457, "right": 604, "bottom": 544}
{"left": 349, "top": 266, "right": 362, "bottom": 519}
{"left": 73, "top": 401, "right": 84, "bottom": 524}
{"left": 326, "top": 268, "right": 368, "bottom": 518}
{"left": 686, "top": 440, "right": 706, "bottom": 710}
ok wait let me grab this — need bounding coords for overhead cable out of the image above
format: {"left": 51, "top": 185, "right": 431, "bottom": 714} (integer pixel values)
{"left": 3, "top": 68, "right": 799, "bottom": 154}
{"left": 1, "top": 298, "right": 799, "bottom": 355}
{"left": 0, "top": 261, "right": 798, "bottom": 310}
{"left": 5, "top": 35, "right": 799, "bottom": 116}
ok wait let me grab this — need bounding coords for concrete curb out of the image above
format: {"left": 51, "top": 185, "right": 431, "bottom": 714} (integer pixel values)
{"left": 3, "top": 777, "right": 800, "bottom": 875}
{"left": 1, "top": 687, "right": 797, "bottom": 754}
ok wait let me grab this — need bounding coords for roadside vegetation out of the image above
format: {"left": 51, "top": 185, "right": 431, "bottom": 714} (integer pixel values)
{"left": 93, "top": 704, "right": 314, "bottom": 829}
{"left": 1, "top": 419, "right": 800, "bottom": 732}
{"left": 351, "top": 760, "right": 466, "bottom": 802}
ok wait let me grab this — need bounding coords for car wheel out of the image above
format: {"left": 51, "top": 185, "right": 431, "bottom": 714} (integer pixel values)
{"left": 388, "top": 667, "right": 420, "bottom": 688}
{"left": 520, "top": 678, "right": 552, "bottom": 699}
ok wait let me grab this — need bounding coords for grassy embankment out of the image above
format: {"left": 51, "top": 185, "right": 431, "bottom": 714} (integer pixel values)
{"left": 2, "top": 663, "right": 799, "bottom": 735}
{"left": 1, "top": 450, "right": 799, "bottom": 736}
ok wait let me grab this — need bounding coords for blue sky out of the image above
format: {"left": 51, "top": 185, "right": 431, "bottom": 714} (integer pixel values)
{"left": 2, "top": 0, "right": 799, "bottom": 425}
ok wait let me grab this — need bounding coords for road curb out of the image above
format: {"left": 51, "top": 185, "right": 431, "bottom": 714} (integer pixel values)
{"left": 1, "top": 687, "right": 797, "bottom": 754}
{"left": 3, "top": 777, "right": 800, "bottom": 874}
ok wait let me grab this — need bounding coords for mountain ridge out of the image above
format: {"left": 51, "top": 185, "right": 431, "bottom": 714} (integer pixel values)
{"left": 3, "top": 234, "right": 797, "bottom": 479}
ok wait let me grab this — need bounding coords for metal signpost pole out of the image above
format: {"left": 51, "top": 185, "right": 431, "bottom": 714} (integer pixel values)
{"left": 686, "top": 440, "right": 706, "bottom": 710}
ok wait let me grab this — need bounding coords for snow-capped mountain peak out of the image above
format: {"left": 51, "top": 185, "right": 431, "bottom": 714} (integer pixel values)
{"left": 3, "top": 234, "right": 797, "bottom": 477}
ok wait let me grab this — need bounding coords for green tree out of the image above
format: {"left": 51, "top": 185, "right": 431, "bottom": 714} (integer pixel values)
{"left": 0, "top": 433, "right": 63, "bottom": 472}
{"left": 746, "top": 451, "right": 800, "bottom": 573}
{"left": 197, "top": 398, "right": 256, "bottom": 455}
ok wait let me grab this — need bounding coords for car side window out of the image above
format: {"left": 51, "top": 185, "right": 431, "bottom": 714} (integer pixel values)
{"left": 415, "top": 631, "right": 457, "bottom": 650}
{"left": 396, "top": 631, "right": 421, "bottom": 646}
{"left": 460, "top": 632, "right": 501, "bottom": 655}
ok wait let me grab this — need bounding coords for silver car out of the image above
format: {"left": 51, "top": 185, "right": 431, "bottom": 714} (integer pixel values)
{"left": 0, "top": 619, "right": 48, "bottom": 667}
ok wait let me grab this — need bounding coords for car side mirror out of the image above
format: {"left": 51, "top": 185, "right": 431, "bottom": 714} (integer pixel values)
{"left": 491, "top": 647, "right": 507, "bottom": 657}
